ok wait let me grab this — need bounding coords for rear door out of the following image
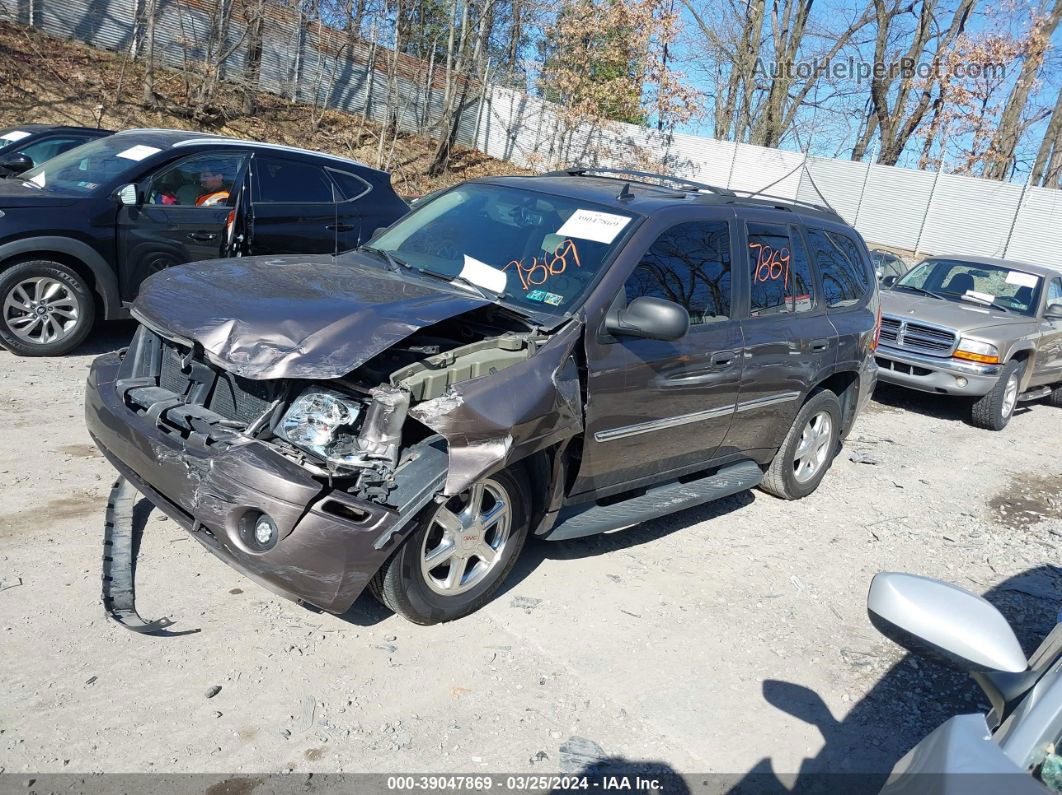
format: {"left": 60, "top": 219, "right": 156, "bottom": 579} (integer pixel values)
{"left": 575, "top": 212, "right": 744, "bottom": 494}
{"left": 116, "top": 150, "right": 249, "bottom": 300}
{"left": 724, "top": 215, "right": 837, "bottom": 456}
{"left": 326, "top": 167, "right": 373, "bottom": 252}
{"left": 249, "top": 154, "right": 338, "bottom": 255}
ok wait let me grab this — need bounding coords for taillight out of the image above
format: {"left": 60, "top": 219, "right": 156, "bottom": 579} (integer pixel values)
{"left": 870, "top": 306, "right": 882, "bottom": 352}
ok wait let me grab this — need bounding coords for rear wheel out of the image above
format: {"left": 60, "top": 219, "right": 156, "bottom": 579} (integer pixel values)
{"left": 1046, "top": 384, "right": 1062, "bottom": 408}
{"left": 759, "top": 390, "right": 842, "bottom": 500}
{"left": 970, "top": 359, "right": 1023, "bottom": 431}
{"left": 0, "top": 260, "right": 95, "bottom": 356}
{"left": 370, "top": 468, "right": 530, "bottom": 624}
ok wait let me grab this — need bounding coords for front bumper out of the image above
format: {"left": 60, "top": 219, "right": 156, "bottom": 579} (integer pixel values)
{"left": 875, "top": 345, "right": 1000, "bottom": 397}
{"left": 86, "top": 351, "right": 404, "bottom": 613}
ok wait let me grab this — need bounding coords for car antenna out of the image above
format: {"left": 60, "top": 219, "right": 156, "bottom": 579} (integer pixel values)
{"left": 617, "top": 182, "right": 634, "bottom": 202}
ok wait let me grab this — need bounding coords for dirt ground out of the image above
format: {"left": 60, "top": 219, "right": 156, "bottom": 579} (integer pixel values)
{"left": 0, "top": 323, "right": 1060, "bottom": 786}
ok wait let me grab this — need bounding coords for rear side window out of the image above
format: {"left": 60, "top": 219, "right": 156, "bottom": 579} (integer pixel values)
{"left": 746, "top": 222, "right": 816, "bottom": 316}
{"left": 807, "top": 228, "right": 870, "bottom": 308}
{"left": 328, "top": 169, "right": 372, "bottom": 201}
{"left": 255, "top": 157, "right": 334, "bottom": 203}
{"left": 624, "top": 220, "right": 732, "bottom": 324}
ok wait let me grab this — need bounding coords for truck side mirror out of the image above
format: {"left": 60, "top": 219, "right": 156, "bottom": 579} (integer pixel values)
{"left": 605, "top": 296, "right": 690, "bottom": 341}
{"left": 116, "top": 183, "right": 140, "bottom": 206}
{"left": 1046, "top": 302, "right": 1062, "bottom": 321}
{"left": 882, "top": 275, "right": 898, "bottom": 288}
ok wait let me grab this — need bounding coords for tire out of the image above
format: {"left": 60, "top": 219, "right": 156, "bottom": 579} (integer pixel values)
{"left": 970, "top": 359, "right": 1024, "bottom": 431}
{"left": 370, "top": 467, "right": 530, "bottom": 624}
{"left": 0, "top": 260, "right": 96, "bottom": 356}
{"left": 759, "top": 390, "right": 842, "bottom": 500}
{"left": 1046, "top": 384, "right": 1062, "bottom": 408}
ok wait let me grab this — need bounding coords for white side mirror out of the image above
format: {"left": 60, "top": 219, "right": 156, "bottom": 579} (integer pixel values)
{"left": 868, "top": 572, "right": 1027, "bottom": 674}
{"left": 117, "top": 184, "right": 138, "bottom": 206}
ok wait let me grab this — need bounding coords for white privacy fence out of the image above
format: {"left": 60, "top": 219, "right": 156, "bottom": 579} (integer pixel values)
{"left": 474, "top": 86, "right": 1062, "bottom": 262}
{"left": 5, "top": 1, "right": 1062, "bottom": 263}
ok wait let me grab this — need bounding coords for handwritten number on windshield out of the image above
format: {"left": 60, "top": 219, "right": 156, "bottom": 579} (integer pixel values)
{"left": 750, "top": 242, "right": 791, "bottom": 288}
{"left": 504, "top": 239, "right": 582, "bottom": 291}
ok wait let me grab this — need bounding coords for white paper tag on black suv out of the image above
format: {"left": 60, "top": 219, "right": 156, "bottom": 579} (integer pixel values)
{"left": 556, "top": 209, "right": 630, "bottom": 244}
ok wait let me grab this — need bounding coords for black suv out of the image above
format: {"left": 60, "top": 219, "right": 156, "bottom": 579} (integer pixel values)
{"left": 86, "top": 169, "right": 879, "bottom": 628}
{"left": 0, "top": 129, "right": 409, "bottom": 355}
{"left": 0, "top": 124, "right": 113, "bottom": 177}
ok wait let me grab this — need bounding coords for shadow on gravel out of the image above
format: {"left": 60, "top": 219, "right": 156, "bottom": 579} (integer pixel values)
{"left": 870, "top": 382, "right": 1036, "bottom": 425}
{"left": 74, "top": 320, "right": 139, "bottom": 356}
{"left": 732, "top": 564, "right": 1061, "bottom": 793}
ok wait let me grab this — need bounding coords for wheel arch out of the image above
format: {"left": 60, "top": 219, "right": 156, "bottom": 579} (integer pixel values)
{"left": 1007, "top": 344, "right": 1036, "bottom": 389}
{"left": 0, "top": 237, "right": 124, "bottom": 319}
{"left": 808, "top": 369, "right": 862, "bottom": 437}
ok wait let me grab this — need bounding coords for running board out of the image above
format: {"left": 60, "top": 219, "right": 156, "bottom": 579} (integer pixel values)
{"left": 1018, "top": 386, "right": 1052, "bottom": 402}
{"left": 544, "top": 460, "right": 763, "bottom": 542}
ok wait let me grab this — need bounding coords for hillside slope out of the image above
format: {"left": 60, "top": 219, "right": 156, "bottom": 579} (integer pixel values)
{"left": 0, "top": 20, "right": 529, "bottom": 194}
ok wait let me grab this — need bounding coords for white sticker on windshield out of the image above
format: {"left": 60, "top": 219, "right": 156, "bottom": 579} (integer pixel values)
{"left": 459, "top": 254, "right": 507, "bottom": 294}
{"left": 1005, "top": 270, "right": 1038, "bottom": 288}
{"left": 964, "top": 289, "right": 996, "bottom": 305}
{"left": 2, "top": 131, "right": 31, "bottom": 142}
{"left": 116, "top": 145, "right": 161, "bottom": 161}
{"left": 29, "top": 172, "right": 45, "bottom": 187}
{"left": 556, "top": 209, "right": 630, "bottom": 244}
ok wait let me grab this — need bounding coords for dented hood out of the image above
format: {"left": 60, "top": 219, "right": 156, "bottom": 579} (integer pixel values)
{"left": 133, "top": 254, "right": 489, "bottom": 379}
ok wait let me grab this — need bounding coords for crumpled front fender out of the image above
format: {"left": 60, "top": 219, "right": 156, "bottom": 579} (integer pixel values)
{"left": 408, "top": 321, "right": 585, "bottom": 495}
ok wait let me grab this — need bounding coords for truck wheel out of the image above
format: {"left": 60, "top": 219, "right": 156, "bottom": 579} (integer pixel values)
{"left": 1046, "top": 384, "right": 1062, "bottom": 408}
{"left": 370, "top": 468, "right": 530, "bottom": 624}
{"left": 0, "top": 260, "right": 95, "bottom": 356}
{"left": 759, "top": 390, "right": 842, "bottom": 500}
{"left": 970, "top": 359, "right": 1023, "bottom": 431}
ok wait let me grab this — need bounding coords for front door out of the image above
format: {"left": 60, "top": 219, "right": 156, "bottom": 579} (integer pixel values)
{"left": 1033, "top": 276, "right": 1062, "bottom": 385}
{"left": 116, "top": 151, "right": 248, "bottom": 300}
{"left": 249, "top": 155, "right": 338, "bottom": 255}
{"left": 575, "top": 214, "right": 744, "bottom": 495}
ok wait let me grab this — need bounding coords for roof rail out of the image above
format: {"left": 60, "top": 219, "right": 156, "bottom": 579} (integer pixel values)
{"left": 728, "top": 190, "right": 841, "bottom": 218}
{"left": 548, "top": 166, "right": 737, "bottom": 197}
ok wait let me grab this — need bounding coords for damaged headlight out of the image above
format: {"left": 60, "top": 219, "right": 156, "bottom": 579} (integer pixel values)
{"left": 277, "top": 388, "right": 363, "bottom": 464}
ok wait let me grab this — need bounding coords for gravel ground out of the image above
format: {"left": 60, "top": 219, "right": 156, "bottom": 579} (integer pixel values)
{"left": 0, "top": 324, "right": 1059, "bottom": 785}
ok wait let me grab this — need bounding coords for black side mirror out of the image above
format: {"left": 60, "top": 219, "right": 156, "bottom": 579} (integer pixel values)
{"left": 882, "top": 275, "right": 898, "bottom": 288}
{"left": 0, "top": 153, "right": 33, "bottom": 174}
{"left": 606, "top": 296, "right": 689, "bottom": 341}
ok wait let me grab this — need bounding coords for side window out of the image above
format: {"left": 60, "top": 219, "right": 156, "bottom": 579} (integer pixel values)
{"left": 17, "top": 136, "right": 86, "bottom": 166}
{"left": 148, "top": 152, "right": 246, "bottom": 207}
{"left": 255, "top": 157, "right": 335, "bottom": 203}
{"left": 806, "top": 228, "right": 870, "bottom": 308}
{"left": 1047, "top": 278, "right": 1062, "bottom": 310}
{"left": 746, "top": 222, "right": 816, "bottom": 316}
{"left": 624, "top": 220, "right": 732, "bottom": 325}
{"left": 328, "top": 169, "right": 372, "bottom": 202}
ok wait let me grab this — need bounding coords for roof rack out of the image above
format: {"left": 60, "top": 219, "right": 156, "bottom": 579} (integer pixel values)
{"left": 547, "top": 167, "right": 737, "bottom": 197}
{"left": 551, "top": 164, "right": 841, "bottom": 218}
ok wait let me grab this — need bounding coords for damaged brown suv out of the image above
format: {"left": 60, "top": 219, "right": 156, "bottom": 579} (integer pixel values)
{"left": 86, "top": 169, "right": 879, "bottom": 627}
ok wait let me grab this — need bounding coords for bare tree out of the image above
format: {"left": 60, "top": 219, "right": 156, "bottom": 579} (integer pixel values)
{"left": 982, "top": 0, "right": 1062, "bottom": 180}
{"left": 1031, "top": 84, "right": 1062, "bottom": 187}
{"left": 141, "top": 0, "right": 158, "bottom": 106}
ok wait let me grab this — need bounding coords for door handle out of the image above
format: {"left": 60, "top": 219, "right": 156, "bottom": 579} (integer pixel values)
{"left": 326, "top": 223, "right": 356, "bottom": 232}
{"left": 187, "top": 231, "right": 218, "bottom": 242}
{"left": 810, "top": 338, "right": 830, "bottom": 352}
{"left": 709, "top": 350, "right": 737, "bottom": 369}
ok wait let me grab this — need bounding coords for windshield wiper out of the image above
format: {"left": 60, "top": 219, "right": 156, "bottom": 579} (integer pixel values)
{"left": 957, "top": 293, "right": 1011, "bottom": 313}
{"left": 359, "top": 245, "right": 407, "bottom": 272}
{"left": 896, "top": 284, "right": 943, "bottom": 300}
{"left": 412, "top": 266, "right": 498, "bottom": 300}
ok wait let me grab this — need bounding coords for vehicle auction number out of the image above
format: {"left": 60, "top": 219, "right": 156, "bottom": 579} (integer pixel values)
{"left": 503, "top": 238, "right": 581, "bottom": 290}
{"left": 749, "top": 241, "right": 790, "bottom": 288}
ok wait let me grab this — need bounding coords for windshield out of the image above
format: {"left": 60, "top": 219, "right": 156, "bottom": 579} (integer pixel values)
{"left": 895, "top": 258, "right": 1042, "bottom": 316}
{"left": 19, "top": 136, "right": 160, "bottom": 194}
{"left": 369, "top": 183, "right": 638, "bottom": 316}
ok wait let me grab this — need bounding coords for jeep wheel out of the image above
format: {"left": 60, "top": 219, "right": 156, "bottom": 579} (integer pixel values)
{"left": 970, "top": 359, "right": 1023, "bottom": 431}
{"left": 759, "top": 390, "right": 842, "bottom": 500}
{"left": 0, "top": 260, "right": 95, "bottom": 356}
{"left": 370, "top": 469, "right": 530, "bottom": 624}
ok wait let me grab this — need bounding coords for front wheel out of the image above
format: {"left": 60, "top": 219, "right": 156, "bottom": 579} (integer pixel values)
{"left": 759, "top": 390, "right": 842, "bottom": 500}
{"left": 370, "top": 468, "right": 530, "bottom": 624}
{"left": 970, "top": 359, "right": 1023, "bottom": 431}
{"left": 0, "top": 260, "right": 96, "bottom": 356}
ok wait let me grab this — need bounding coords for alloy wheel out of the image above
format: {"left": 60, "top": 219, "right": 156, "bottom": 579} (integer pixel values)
{"left": 3, "top": 277, "right": 81, "bottom": 345}
{"left": 793, "top": 410, "right": 833, "bottom": 484}
{"left": 420, "top": 479, "right": 512, "bottom": 596}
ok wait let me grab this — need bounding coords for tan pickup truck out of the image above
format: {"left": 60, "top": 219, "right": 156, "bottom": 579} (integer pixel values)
{"left": 875, "top": 255, "right": 1062, "bottom": 430}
